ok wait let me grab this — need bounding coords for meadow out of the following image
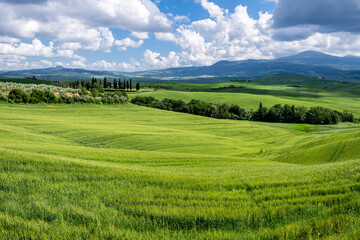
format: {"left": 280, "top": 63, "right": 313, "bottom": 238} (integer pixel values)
{"left": 137, "top": 74, "right": 360, "bottom": 117}
{"left": 1, "top": 102, "right": 360, "bottom": 239}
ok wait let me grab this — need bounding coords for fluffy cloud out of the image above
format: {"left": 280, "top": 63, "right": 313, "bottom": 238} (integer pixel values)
{"left": 59, "top": 42, "right": 82, "bottom": 51}
{"left": 0, "top": 0, "right": 171, "bottom": 52}
{"left": 56, "top": 49, "right": 74, "bottom": 58}
{"left": 118, "top": 59, "right": 142, "bottom": 72}
{"left": 154, "top": 32, "right": 177, "bottom": 42}
{"left": 144, "top": 0, "right": 360, "bottom": 69}
{"left": 272, "top": 0, "right": 360, "bottom": 40}
{"left": 114, "top": 38, "right": 144, "bottom": 51}
{"left": 2, "top": 0, "right": 360, "bottom": 71}
{"left": 71, "top": 55, "right": 87, "bottom": 68}
{"left": 152, "top": 1, "right": 276, "bottom": 66}
{"left": 87, "top": 58, "right": 141, "bottom": 71}
{"left": 0, "top": 58, "right": 53, "bottom": 70}
{"left": 0, "top": 0, "right": 171, "bottom": 36}
{"left": 142, "top": 50, "right": 181, "bottom": 69}
{"left": 0, "top": 55, "right": 26, "bottom": 69}
{"left": 131, "top": 32, "right": 149, "bottom": 39}
{"left": 0, "top": 36, "right": 20, "bottom": 43}
{"left": 0, "top": 0, "right": 48, "bottom": 4}
{"left": 88, "top": 60, "right": 118, "bottom": 70}
{"left": 0, "top": 39, "right": 53, "bottom": 57}
{"left": 173, "top": 15, "right": 190, "bottom": 23}
{"left": 167, "top": 13, "right": 190, "bottom": 23}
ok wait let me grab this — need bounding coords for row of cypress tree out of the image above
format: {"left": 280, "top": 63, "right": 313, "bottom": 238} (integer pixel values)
{"left": 68, "top": 78, "right": 140, "bottom": 91}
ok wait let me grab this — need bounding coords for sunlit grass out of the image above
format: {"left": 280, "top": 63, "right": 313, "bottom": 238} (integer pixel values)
{"left": 1, "top": 103, "right": 359, "bottom": 239}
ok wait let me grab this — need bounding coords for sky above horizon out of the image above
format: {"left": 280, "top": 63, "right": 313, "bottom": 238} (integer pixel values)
{"left": 0, "top": 0, "right": 360, "bottom": 71}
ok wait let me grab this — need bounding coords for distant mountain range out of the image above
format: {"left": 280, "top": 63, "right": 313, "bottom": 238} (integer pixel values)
{"left": 1, "top": 51, "right": 360, "bottom": 82}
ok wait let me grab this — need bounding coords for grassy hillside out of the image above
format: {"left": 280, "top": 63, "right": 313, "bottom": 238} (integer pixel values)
{"left": 135, "top": 74, "right": 360, "bottom": 116}
{"left": 1, "top": 104, "right": 360, "bottom": 239}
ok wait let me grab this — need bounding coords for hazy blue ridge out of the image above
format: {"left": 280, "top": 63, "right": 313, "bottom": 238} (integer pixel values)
{"left": 1, "top": 51, "right": 360, "bottom": 82}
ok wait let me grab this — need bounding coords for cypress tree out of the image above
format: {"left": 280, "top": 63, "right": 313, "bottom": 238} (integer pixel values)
{"left": 123, "top": 79, "right": 126, "bottom": 90}
{"left": 136, "top": 82, "right": 140, "bottom": 91}
{"left": 103, "top": 78, "right": 107, "bottom": 89}
{"left": 126, "top": 80, "right": 129, "bottom": 90}
{"left": 113, "top": 79, "right": 118, "bottom": 89}
{"left": 130, "top": 78, "right": 132, "bottom": 90}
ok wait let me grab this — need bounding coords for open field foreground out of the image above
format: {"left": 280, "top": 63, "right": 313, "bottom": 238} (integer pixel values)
{"left": 1, "top": 104, "right": 360, "bottom": 239}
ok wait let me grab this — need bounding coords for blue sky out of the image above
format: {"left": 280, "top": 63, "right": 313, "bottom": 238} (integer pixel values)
{"left": 0, "top": 0, "right": 360, "bottom": 71}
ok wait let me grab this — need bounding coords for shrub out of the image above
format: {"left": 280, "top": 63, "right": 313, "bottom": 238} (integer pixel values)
{"left": 115, "top": 91, "right": 127, "bottom": 98}
{"left": 0, "top": 92, "right": 7, "bottom": 102}
{"left": 107, "top": 96, "right": 115, "bottom": 104}
{"left": 119, "top": 96, "right": 127, "bottom": 103}
{"left": 44, "top": 90, "right": 56, "bottom": 103}
{"left": 91, "top": 89, "right": 100, "bottom": 97}
{"left": 8, "top": 88, "right": 29, "bottom": 103}
{"left": 81, "top": 88, "right": 89, "bottom": 96}
{"left": 30, "top": 89, "right": 46, "bottom": 103}
{"left": 342, "top": 111, "right": 355, "bottom": 122}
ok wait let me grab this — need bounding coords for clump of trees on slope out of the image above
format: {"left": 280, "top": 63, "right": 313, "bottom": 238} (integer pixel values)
{"left": 0, "top": 76, "right": 144, "bottom": 104}
{"left": 131, "top": 96, "right": 357, "bottom": 125}
{"left": 0, "top": 88, "right": 128, "bottom": 104}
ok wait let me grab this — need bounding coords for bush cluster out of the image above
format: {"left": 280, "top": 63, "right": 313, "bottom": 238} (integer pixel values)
{"left": 253, "top": 103, "right": 350, "bottom": 125}
{"left": 131, "top": 96, "right": 357, "bottom": 125}
{"left": 1, "top": 88, "right": 128, "bottom": 104}
{"left": 0, "top": 82, "right": 79, "bottom": 94}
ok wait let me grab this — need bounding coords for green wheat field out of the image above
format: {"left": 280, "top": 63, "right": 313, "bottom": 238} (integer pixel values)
{"left": 1, "top": 75, "right": 360, "bottom": 239}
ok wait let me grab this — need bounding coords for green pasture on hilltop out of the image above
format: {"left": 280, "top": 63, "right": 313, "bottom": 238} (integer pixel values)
{"left": 1, "top": 103, "right": 360, "bottom": 239}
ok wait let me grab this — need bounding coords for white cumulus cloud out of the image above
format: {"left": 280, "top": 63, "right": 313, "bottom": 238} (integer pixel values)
{"left": 114, "top": 38, "right": 144, "bottom": 51}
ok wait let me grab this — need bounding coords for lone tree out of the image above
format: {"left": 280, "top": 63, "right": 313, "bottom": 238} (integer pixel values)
{"left": 136, "top": 82, "right": 140, "bottom": 91}
{"left": 113, "top": 79, "right": 118, "bottom": 89}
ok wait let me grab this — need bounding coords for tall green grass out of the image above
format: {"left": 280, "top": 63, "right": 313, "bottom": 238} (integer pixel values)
{"left": 0, "top": 104, "right": 359, "bottom": 239}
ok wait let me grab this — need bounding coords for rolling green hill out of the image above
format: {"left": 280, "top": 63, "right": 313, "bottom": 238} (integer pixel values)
{"left": 135, "top": 74, "right": 360, "bottom": 116}
{"left": 1, "top": 104, "right": 359, "bottom": 239}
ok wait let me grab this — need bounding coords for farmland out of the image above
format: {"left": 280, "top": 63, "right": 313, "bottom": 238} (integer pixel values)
{"left": 1, "top": 101, "right": 360, "bottom": 239}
